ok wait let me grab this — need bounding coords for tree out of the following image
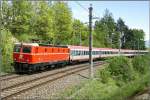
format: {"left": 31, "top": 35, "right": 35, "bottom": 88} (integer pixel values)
{"left": 33, "top": 1, "right": 53, "bottom": 42}
{"left": 0, "top": 29, "right": 14, "bottom": 72}
{"left": 1, "top": 1, "right": 12, "bottom": 30}
{"left": 10, "top": 0, "right": 34, "bottom": 37}
{"left": 120, "top": 27, "right": 145, "bottom": 50}
{"left": 116, "top": 18, "right": 128, "bottom": 49}
{"left": 94, "top": 9, "right": 116, "bottom": 47}
{"left": 71, "top": 19, "right": 88, "bottom": 45}
{"left": 112, "top": 32, "right": 120, "bottom": 48}
{"left": 52, "top": 2, "right": 72, "bottom": 45}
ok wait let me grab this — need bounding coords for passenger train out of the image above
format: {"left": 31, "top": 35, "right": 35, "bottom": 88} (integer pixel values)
{"left": 13, "top": 43, "right": 148, "bottom": 73}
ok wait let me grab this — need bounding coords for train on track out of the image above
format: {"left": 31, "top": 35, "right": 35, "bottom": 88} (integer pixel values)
{"left": 13, "top": 43, "right": 148, "bottom": 73}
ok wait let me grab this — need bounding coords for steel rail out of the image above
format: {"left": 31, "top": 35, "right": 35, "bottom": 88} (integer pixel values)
{"left": 0, "top": 74, "right": 21, "bottom": 81}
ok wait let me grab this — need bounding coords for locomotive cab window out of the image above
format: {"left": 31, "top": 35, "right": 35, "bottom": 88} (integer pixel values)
{"left": 23, "top": 46, "right": 31, "bottom": 53}
{"left": 14, "top": 45, "right": 21, "bottom": 52}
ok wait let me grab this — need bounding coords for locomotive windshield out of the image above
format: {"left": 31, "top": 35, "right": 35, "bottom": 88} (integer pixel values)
{"left": 13, "top": 45, "right": 21, "bottom": 52}
{"left": 23, "top": 46, "right": 31, "bottom": 53}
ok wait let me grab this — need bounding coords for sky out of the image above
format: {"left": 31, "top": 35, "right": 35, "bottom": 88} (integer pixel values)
{"left": 68, "top": 1, "right": 149, "bottom": 41}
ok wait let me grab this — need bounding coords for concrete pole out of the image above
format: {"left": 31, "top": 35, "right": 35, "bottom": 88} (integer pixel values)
{"left": 89, "top": 4, "right": 93, "bottom": 78}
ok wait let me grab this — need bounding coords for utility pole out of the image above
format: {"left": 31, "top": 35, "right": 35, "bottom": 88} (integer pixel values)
{"left": 89, "top": 4, "right": 93, "bottom": 78}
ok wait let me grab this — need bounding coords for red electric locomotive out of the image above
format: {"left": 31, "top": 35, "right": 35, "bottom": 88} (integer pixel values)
{"left": 13, "top": 43, "right": 69, "bottom": 73}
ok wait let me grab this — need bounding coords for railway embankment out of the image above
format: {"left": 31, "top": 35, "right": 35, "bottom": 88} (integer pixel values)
{"left": 57, "top": 55, "right": 150, "bottom": 100}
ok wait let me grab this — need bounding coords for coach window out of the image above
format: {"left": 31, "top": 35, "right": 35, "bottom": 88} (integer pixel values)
{"left": 71, "top": 50, "right": 73, "bottom": 55}
{"left": 76, "top": 51, "right": 78, "bottom": 55}
{"left": 81, "top": 51, "right": 83, "bottom": 55}
{"left": 77, "top": 51, "right": 79, "bottom": 55}
{"left": 73, "top": 50, "right": 75, "bottom": 55}
{"left": 74, "top": 50, "right": 76, "bottom": 56}
{"left": 75, "top": 50, "right": 77, "bottom": 55}
{"left": 80, "top": 51, "right": 82, "bottom": 55}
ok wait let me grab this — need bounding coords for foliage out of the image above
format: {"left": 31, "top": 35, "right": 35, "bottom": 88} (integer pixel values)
{"left": 33, "top": 1, "right": 54, "bottom": 42}
{"left": 112, "top": 32, "right": 119, "bottom": 48}
{"left": 107, "top": 56, "right": 134, "bottom": 83}
{"left": 132, "top": 55, "right": 150, "bottom": 74}
{"left": 1, "top": 1, "right": 12, "bottom": 30}
{"left": 0, "top": 29, "right": 14, "bottom": 72}
{"left": 71, "top": 19, "right": 88, "bottom": 46}
{"left": 10, "top": 0, "right": 34, "bottom": 36}
{"left": 94, "top": 9, "right": 116, "bottom": 47}
{"left": 97, "top": 65, "right": 111, "bottom": 83}
{"left": 52, "top": 2, "right": 72, "bottom": 45}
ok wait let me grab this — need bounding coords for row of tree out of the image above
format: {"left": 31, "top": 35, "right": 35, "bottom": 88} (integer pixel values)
{"left": 1, "top": 0, "right": 146, "bottom": 50}
{"left": 94, "top": 9, "right": 145, "bottom": 49}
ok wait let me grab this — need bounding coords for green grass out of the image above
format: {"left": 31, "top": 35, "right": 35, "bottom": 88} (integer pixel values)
{"left": 58, "top": 72, "right": 150, "bottom": 100}
{"left": 57, "top": 56, "right": 150, "bottom": 100}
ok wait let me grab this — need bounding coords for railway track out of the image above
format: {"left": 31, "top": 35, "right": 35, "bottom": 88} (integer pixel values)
{"left": 1, "top": 61, "right": 104, "bottom": 100}
{"left": 0, "top": 73, "right": 22, "bottom": 81}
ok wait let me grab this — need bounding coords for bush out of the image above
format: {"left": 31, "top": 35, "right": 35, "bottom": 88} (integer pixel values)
{"left": 97, "top": 67, "right": 110, "bottom": 83}
{"left": 0, "top": 29, "right": 14, "bottom": 73}
{"left": 132, "top": 55, "right": 150, "bottom": 74}
{"left": 107, "top": 56, "right": 134, "bottom": 83}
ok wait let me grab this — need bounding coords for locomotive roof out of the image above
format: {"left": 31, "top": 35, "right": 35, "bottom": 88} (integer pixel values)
{"left": 14, "top": 43, "right": 39, "bottom": 46}
{"left": 39, "top": 43, "right": 68, "bottom": 48}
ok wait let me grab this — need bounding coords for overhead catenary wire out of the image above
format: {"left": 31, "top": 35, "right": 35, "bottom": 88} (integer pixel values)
{"left": 74, "top": 1, "right": 89, "bottom": 13}
{"left": 74, "top": 1, "right": 101, "bottom": 20}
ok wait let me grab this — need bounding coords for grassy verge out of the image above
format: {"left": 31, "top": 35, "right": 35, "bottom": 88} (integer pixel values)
{"left": 57, "top": 55, "right": 150, "bottom": 100}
